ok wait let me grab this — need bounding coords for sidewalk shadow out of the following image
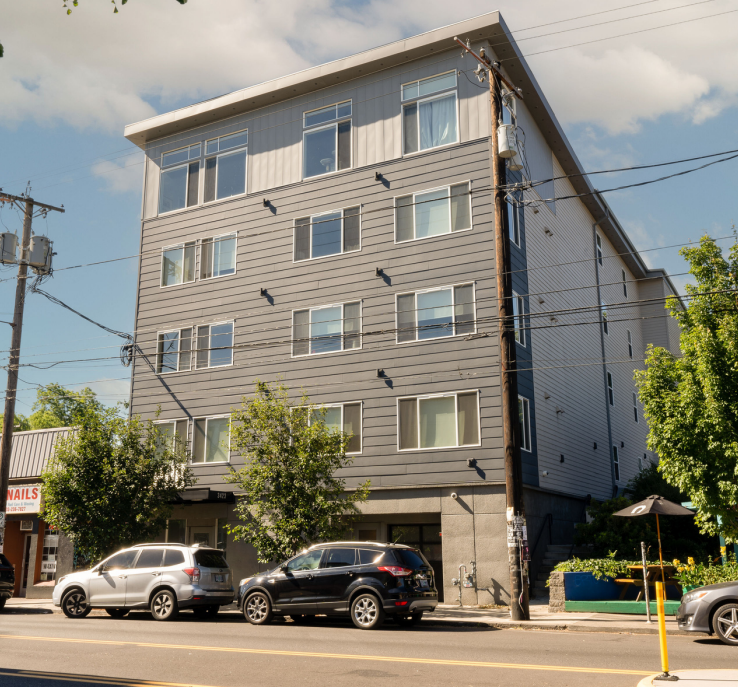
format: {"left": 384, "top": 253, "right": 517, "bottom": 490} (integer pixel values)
{"left": 1, "top": 607, "right": 53, "bottom": 615}
{"left": 0, "top": 668, "right": 159, "bottom": 686}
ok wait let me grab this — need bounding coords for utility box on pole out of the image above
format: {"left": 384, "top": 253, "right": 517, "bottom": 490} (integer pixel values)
{"left": 29, "top": 235, "right": 53, "bottom": 274}
{"left": 0, "top": 233, "right": 18, "bottom": 265}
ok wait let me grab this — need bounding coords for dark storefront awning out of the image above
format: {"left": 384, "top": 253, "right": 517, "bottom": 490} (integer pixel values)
{"left": 173, "top": 488, "right": 235, "bottom": 504}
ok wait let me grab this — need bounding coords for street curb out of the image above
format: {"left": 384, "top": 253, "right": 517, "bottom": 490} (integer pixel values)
{"left": 427, "top": 618, "right": 693, "bottom": 636}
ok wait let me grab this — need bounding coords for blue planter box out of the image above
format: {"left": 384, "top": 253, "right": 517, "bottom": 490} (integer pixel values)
{"left": 564, "top": 572, "right": 621, "bottom": 601}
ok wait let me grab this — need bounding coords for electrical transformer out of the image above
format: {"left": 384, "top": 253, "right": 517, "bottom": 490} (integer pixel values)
{"left": 497, "top": 123, "right": 518, "bottom": 159}
{"left": 28, "top": 234, "right": 53, "bottom": 275}
{"left": 0, "top": 232, "right": 18, "bottom": 265}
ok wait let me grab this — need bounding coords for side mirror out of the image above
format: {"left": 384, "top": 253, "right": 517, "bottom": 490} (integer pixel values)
{"left": 279, "top": 565, "right": 289, "bottom": 573}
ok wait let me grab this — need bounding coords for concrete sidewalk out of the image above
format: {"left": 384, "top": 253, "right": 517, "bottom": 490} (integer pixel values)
{"left": 3, "top": 597, "right": 688, "bottom": 635}
{"left": 638, "top": 671, "right": 738, "bottom": 686}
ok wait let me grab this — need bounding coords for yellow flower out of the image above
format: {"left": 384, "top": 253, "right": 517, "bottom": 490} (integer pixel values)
{"left": 672, "top": 558, "right": 681, "bottom": 567}
{"left": 687, "top": 557, "right": 695, "bottom": 566}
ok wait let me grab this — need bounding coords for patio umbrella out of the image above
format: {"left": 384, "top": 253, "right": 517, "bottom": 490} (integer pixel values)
{"left": 613, "top": 494, "right": 694, "bottom": 582}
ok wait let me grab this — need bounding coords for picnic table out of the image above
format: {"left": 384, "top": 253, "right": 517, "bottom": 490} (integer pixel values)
{"left": 614, "top": 565, "right": 682, "bottom": 601}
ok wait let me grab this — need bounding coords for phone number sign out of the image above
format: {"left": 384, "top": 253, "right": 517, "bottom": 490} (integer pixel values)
{"left": 7, "top": 485, "right": 41, "bottom": 514}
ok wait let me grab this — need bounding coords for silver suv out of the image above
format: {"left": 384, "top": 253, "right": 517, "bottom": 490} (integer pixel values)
{"left": 52, "top": 543, "right": 234, "bottom": 621}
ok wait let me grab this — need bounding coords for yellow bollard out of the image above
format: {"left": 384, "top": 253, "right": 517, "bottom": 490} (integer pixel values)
{"left": 656, "top": 581, "right": 677, "bottom": 681}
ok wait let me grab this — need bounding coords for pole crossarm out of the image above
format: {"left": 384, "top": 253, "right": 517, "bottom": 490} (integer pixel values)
{"left": 0, "top": 190, "right": 65, "bottom": 214}
{"left": 453, "top": 37, "right": 523, "bottom": 100}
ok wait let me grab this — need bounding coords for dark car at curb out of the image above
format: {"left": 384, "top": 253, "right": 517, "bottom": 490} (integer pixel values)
{"left": 0, "top": 554, "right": 14, "bottom": 611}
{"left": 237, "top": 541, "right": 438, "bottom": 629}
{"left": 676, "top": 580, "right": 738, "bottom": 646}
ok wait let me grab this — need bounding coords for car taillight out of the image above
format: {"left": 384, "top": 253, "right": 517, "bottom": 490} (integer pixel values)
{"left": 183, "top": 567, "right": 201, "bottom": 583}
{"left": 377, "top": 566, "right": 413, "bottom": 577}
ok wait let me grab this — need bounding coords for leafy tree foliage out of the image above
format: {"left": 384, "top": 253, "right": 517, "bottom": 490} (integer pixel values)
{"left": 226, "top": 381, "right": 370, "bottom": 564}
{"left": 24, "top": 383, "right": 104, "bottom": 430}
{"left": 41, "top": 405, "right": 194, "bottom": 562}
{"left": 635, "top": 236, "right": 738, "bottom": 543}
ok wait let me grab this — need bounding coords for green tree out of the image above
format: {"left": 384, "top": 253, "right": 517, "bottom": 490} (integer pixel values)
{"left": 26, "top": 383, "right": 104, "bottom": 430}
{"left": 41, "top": 404, "right": 195, "bottom": 562}
{"left": 635, "top": 235, "right": 738, "bottom": 544}
{"left": 14, "top": 414, "right": 31, "bottom": 432}
{"left": 226, "top": 381, "right": 370, "bottom": 564}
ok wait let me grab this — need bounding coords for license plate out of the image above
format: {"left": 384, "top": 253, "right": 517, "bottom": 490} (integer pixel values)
{"left": 214, "top": 574, "right": 225, "bottom": 582}
{"left": 419, "top": 579, "right": 429, "bottom": 589}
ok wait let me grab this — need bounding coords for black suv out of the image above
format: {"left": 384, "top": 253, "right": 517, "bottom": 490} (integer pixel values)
{"left": 237, "top": 542, "right": 438, "bottom": 629}
{"left": 0, "top": 554, "right": 14, "bottom": 611}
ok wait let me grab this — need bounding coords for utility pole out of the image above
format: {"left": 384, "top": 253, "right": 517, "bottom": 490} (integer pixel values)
{"left": 0, "top": 190, "right": 64, "bottom": 554}
{"left": 455, "top": 37, "right": 529, "bottom": 621}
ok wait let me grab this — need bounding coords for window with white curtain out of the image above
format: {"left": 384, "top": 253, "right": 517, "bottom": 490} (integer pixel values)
{"left": 292, "top": 302, "right": 361, "bottom": 356}
{"left": 396, "top": 283, "right": 475, "bottom": 342}
{"left": 192, "top": 416, "right": 230, "bottom": 463}
{"left": 200, "top": 233, "right": 237, "bottom": 279}
{"left": 395, "top": 182, "right": 471, "bottom": 242}
{"left": 402, "top": 72, "right": 458, "bottom": 155}
{"left": 398, "top": 391, "right": 480, "bottom": 450}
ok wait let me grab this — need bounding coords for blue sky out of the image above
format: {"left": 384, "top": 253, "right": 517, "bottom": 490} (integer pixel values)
{"left": 1, "top": 0, "right": 737, "bottom": 413}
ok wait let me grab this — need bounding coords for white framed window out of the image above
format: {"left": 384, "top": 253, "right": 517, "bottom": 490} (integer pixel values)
{"left": 395, "top": 182, "right": 471, "bottom": 243}
{"left": 596, "top": 234, "right": 603, "bottom": 266}
{"left": 154, "top": 419, "right": 189, "bottom": 455}
{"left": 398, "top": 390, "right": 480, "bottom": 451}
{"left": 507, "top": 203, "right": 521, "bottom": 247}
{"left": 156, "top": 328, "right": 193, "bottom": 374}
{"left": 303, "top": 101, "right": 351, "bottom": 179}
{"left": 512, "top": 291, "right": 525, "bottom": 346}
{"left": 200, "top": 233, "right": 237, "bottom": 279}
{"left": 310, "top": 402, "right": 362, "bottom": 454}
{"left": 402, "top": 72, "right": 458, "bottom": 155}
{"left": 161, "top": 242, "right": 196, "bottom": 287}
{"left": 633, "top": 392, "right": 639, "bottom": 423}
{"left": 396, "top": 283, "right": 475, "bottom": 343}
{"left": 195, "top": 321, "right": 234, "bottom": 369}
{"left": 627, "top": 330, "right": 633, "bottom": 359}
{"left": 622, "top": 269, "right": 628, "bottom": 297}
{"left": 607, "top": 371, "right": 614, "bottom": 406}
{"left": 601, "top": 301, "right": 609, "bottom": 335}
{"left": 518, "top": 396, "right": 531, "bottom": 452}
{"left": 294, "top": 206, "right": 360, "bottom": 261}
{"left": 203, "top": 131, "right": 248, "bottom": 203}
{"left": 159, "top": 143, "right": 201, "bottom": 214}
{"left": 192, "top": 415, "right": 230, "bottom": 464}
{"left": 292, "top": 302, "right": 361, "bottom": 356}
{"left": 612, "top": 445, "right": 620, "bottom": 481}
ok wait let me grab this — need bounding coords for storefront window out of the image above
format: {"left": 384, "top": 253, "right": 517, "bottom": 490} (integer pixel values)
{"left": 39, "top": 523, "right": 59, "bottom": 582}
{"left": 167, "top": 519, "right": 187, "bottom": 544}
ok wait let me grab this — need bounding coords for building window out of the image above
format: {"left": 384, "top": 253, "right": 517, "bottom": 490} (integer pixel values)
{"left": 396, "top": 283, "right": 474, "bottom": 343}
{"left": 155, "top": 419, "right": 189, "bottom": 455}
{"left": 395, "top": 182, "right": 471, "bottom": 242}
{"left": 204, "top": 131, "right": 248, "bottom": 202}
{"left": 294, "top": 207, "right": 360, "bottom": 261}
{"left": 161, "top": 242, "right": 196, "bottom": 287}
{"left": 196, "top": 322, "right": 234, "bottom": 368}
{"left": 192, "top": 416, "right": 230, "bottom": 463}
{"left": 640, "top": 453, "right": 647, "bottom": 471}
{"left": 201, "top": 233, "right": 237, "bottom": 279}
{"left": 166, "top": 519, "right": 187, "bottom": 544}
{"left": 518, "top": 396, "right": 532, "bottom": 452}
{"left": 402, "top": 72, "right": 458, "bottom": 155}
{"left": 622, "top": 269, "right": 628, "bottom": 297}
{"left": 159, "top": 143, "right": 201, "bottom": 214}
{"left": 156, "top": 328, "right": 193, "bottom": 373}
{"left": 398, "top": 390, "right": 480, "bottom": 450}
{"left": 596, "top": 234, "right": 603, "bottom": 266}
{"left": 39, "top": 523, "right": 59, "bottom": 582}
{"left": 627, "top": 330, "right": 633, "bottom": 359}
{"left": 607, "top": 371, "right": 614, "bottom": 406}
{"left": 512, "top": 291, "right": 525, "bottom": 346}
{"left": 508, "top": 203, "right": 520, "bottom": 247}
{"left": 311, "top": 402, "right": 362, "bottom": 454}
{"left": 292, "top": 302, "right": 361, "bottom": 356}
{"left": 613, "top": 445, "right": 620, "bottom": 481}
{"left": 633, "top": 392, "right": 639, "bottom": 423}
{"left": 303, "top": 101, "right": 351, "bottom": 179}
{"left": 601, "top": 301, "right": 609, "bottom": 335}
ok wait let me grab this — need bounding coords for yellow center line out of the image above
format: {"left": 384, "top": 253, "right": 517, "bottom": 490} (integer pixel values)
{"left": 0, "top": 634, "right": 653, "bottom": 676}
{"left": 0, "top": 670, "right": 219, "bottom": 687}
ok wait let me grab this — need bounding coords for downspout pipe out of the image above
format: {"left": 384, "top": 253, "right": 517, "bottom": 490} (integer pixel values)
{"left": 592, "top": 198, "right": 617, "bottom": 497}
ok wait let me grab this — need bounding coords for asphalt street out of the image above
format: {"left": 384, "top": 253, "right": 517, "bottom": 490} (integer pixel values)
{"left": 0, "top": 608, "right": 735, "bottom": 687}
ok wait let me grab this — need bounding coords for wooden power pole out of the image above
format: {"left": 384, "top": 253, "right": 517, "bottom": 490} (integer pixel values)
{"left": 455, "top": 37, "right": 530, "bottom": 621}
{"left": 0, "top": 190, "right": 64, "bottom": 555}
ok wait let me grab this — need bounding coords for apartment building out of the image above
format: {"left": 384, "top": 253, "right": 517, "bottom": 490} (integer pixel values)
{"left": 123, "top": 12, "right": 681, "bottom": 605}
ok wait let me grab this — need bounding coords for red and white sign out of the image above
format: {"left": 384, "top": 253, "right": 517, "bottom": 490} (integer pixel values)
{"left": 7, "top": 485, "right": 41, "bottom": 514}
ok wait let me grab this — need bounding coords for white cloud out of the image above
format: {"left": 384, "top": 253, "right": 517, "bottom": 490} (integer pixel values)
{"left": 1, "top": 0, "right": 737, "bottom": 136}
{"left": 92, "top": 156, "right": 145, "bottom": 194}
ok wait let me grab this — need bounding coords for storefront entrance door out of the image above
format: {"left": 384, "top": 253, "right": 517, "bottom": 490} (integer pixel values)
{"left": 189, "top": 527, "right": 213, "bottom": 547}
{"left": 20, "top": 534, "right": 32, "bottom": 597}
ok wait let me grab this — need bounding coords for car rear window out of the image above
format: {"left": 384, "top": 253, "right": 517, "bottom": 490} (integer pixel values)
{"left": 163, "top": 549, "right": 185, "bottom": 567}
{"left": 358, "top": 549, "right": 386, "bottom": 566}
{"left": 393, "top": 548, "right": 429, "bottom": 569}
{"left": 194, "top": 550, "right": 228, "bottom": 568}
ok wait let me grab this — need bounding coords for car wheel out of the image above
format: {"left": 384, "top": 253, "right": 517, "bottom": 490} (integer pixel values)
{"left": 0, "top": 598, "right": 6, "bottom": 612}
{"left": 105, "top": 608, "right": 129, "bottom": 618}
{"left": 61, "top": 589, "right": 92, "bottom": 619}
{"left": 712, "top": 603, "right": 738, "bottom": 646}
{"left": 150, "top": 590, "right": 179, "bottom": 622}
{"left": 394, "top": 611, "right": 423, "bottom": 627}
{"left": 351, "top": 593, "right": 384, "bottom": 630}
{"left": 244, "top": 592, "right": 273, "bottom": 625}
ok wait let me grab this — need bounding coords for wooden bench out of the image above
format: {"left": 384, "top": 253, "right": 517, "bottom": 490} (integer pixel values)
{"left": 615, "top": 577, "right": 682, "bottom": 601}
